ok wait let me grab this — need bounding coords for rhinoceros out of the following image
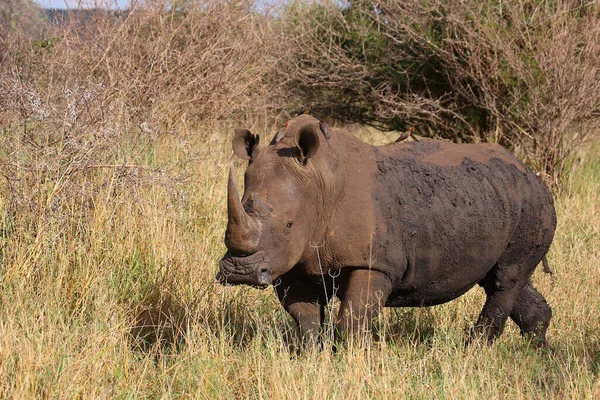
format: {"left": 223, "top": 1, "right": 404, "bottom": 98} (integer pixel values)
{"left": 217, "top": 114, "right": 556, "bottom": 347}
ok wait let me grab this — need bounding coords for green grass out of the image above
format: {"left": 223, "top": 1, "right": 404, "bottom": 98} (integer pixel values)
{"left": 0, "top": 129, "right": 599, "bottom": 399}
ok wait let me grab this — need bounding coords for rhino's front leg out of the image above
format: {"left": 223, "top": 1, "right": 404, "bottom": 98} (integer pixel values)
{"left": 274, "top": 271, "right": 325, "bottom": 347}
{"left": 336, "top": 268, "right": 393, "bottom": 340}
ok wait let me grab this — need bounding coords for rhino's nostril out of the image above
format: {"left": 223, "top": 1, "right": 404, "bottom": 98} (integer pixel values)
{"left": 257, "top": 267, "right": 272, "bottom": 286}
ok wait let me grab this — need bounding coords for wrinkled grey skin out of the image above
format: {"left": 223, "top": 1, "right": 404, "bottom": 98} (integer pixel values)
{"left": 217, "top": 114, "right": 556, "bottom": 347}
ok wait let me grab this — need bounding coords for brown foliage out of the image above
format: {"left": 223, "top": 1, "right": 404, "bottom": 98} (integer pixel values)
{"left": 274, "top": 0, "right": 600, "bottom": 183}
{"left": 414, "top": 0, "right": 600, "bottom": 183}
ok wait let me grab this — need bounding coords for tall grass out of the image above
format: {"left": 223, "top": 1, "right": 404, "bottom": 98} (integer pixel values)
{"left": 0, "top": 1, "right": 599, "bottom": 398}
{"left": 1, "top": 119, "right": 599, "bottom": 397}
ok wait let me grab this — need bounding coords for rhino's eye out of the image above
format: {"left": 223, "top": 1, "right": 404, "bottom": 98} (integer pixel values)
{"left": 286, "top": 221, "right": 293, "bottom": 229}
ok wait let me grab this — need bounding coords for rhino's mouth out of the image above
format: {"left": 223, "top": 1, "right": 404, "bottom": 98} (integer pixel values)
{"left": 217, "top": 251, "right": 272, "bottom": 289}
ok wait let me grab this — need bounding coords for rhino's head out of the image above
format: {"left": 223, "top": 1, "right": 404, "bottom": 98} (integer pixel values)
{"left": 217, "top": 114, "right": 333, "bottom": 288}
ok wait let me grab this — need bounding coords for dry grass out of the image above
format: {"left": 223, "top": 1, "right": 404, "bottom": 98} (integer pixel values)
{"left": 1, "top": 118, "right": 599, "bottom": 397}
{"left": 0, "top": 1, "right": 599, "bottom": 398}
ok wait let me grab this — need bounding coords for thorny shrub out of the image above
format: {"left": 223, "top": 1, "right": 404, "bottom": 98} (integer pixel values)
{"left": 1, "top": 1, "right": 283, "bottom": 345}
{"left": 0, "top": 0, "right": 44, "bottom": 39}
{"left": 0, "top": 0, "right": 278, "bottom": 223}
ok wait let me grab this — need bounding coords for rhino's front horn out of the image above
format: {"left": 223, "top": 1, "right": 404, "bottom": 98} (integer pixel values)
{"left": 225, "top": 167, "right": 260, "bottom": 255}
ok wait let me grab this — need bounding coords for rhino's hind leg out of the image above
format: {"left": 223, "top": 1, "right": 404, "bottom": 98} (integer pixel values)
{"left": 469, "top": 277, "right": 520, "bottom": 345}
{"left": 509, "top": 281, "right": 552, "bottom": 347}
{"left": 470, "top": 254, "right": 552, "bottom": 347}
{"left": 468, "top": 255, "right": 534, "bottom": 346}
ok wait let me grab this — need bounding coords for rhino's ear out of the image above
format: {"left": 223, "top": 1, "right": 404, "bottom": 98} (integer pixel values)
{"left": 232, "top": 128, "right": 260, "bottom": 160}
{"left": 294, "top": 126, "right": 320, "bottom": 163}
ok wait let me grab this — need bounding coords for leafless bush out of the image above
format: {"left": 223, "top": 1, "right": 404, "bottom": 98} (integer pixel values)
{"left": 0, "top": 0, "right": 278, "bottom": 231}
{"left": 0, "top": 0, "right": 44, "bottom": 39}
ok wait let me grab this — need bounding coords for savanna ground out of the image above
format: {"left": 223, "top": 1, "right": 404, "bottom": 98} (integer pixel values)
{"left": 1, "top": 120, "right": 599, "bottom": 398}
{"left": 1, "top": 0, "right": 600, "bottom": 398}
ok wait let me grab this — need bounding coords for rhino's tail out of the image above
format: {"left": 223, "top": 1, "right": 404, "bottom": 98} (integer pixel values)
{"left": 542, "top": 256, "right": 553, "bottom": 276}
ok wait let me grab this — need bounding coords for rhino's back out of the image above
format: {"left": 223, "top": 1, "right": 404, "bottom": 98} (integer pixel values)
{"left": 369, "top": 139, "right": 555, "bottom": 305}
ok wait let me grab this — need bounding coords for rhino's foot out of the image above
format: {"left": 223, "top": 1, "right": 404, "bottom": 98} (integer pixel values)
{"left": 468, "top": 276, "right": 551, "bottom": 348}
{"left": 465, "top": 312, "right": 510, "bottom": 347}
{"left": 510, "top": 281, "right": 552, "bottom": 345}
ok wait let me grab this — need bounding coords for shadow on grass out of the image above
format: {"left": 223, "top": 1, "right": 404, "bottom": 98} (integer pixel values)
{"left": 379, "top": 308, "right": 437, "bottom": 347}
{"left": 127, "top": 282, "right": 298, "bottom": 355}
{"left": 128, "top": 286, "right": 189, "bottom": 354}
